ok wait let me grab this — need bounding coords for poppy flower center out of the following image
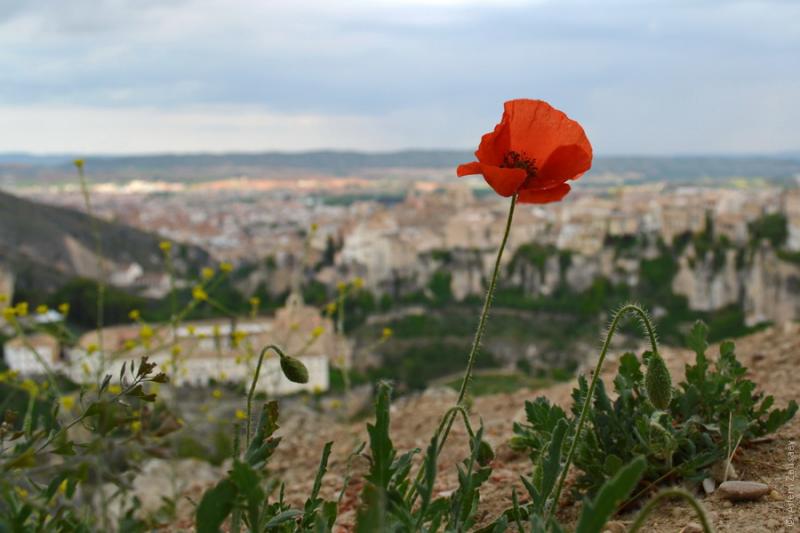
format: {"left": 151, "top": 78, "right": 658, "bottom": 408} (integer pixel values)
{"left": 501, "top": 151, "right": 538, "bottom": 189}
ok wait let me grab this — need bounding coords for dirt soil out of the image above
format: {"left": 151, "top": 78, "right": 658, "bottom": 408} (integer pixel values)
{"left": 179, "top": 323, "right": 800, "bottom": 532}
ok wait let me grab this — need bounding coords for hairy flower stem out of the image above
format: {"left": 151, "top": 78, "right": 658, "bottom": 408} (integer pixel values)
{"left": 246, "top": 344, "right": 287, "bottom": 447}
{"left": 75, "top": 161, "right": 107, "bottom": 380}
{"left": 628, "top": 488, "right": 712, "bottom": 533}
{"left": 544, "top": 303, "right": 659, "bottom": 523}
{"left": 407, "top": 195, "right": 516, "bottom": 506}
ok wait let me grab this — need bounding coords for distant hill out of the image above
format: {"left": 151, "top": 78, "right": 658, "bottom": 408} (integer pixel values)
{"left": 0, "top": 190, "right": 209, "bottom": 295}
{"left": 1, "top": 151, "right": 800, "bottom": 186}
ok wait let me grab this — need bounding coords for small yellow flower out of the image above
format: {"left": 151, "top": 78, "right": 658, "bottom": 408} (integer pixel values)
{"left": 382, "top": 327, "right": 393, "bottom": 338}
{"left": 192, "top": 286, "right": 208, "bottom": 301}
{"left": 201, "top": 267, "right": 215, "bottom": 280}
{"left": 36, "top": 305, "right": 48, "bottom": 315}
{"left": 331, "top": 399, "right": 341, "bottom": 409}
{"left": 211, "top": 389, "right": 222, "bottom": 400}
{"left": 325, "top": 302, "right": 337, "bottom": 315}
{"left": 123, "top": 339, "right": 136, "bottom": 350}
{"left": 159, "top": 241, "right": 172, "bottom": 252}
{"left": 81, "top": 362, "right": 91, "bottom": 376}
{"left": 14, "top": 487, "right": 28, "bottom": 499}
{"left": 235, "top": 409, "right": 247, "bottom": 420}
{"left": 220, "top": 262, "right": 233, "bottom": 273}
{"left": 290, "top": 322, "right": 300, "bottom": 331}
{"left": 21, "top": 379, "right": 39, "bottom": 397}
{"left": 15, "top": 302, "right": 28, "bottom": 317}
{"left": 231, "top": 329, "right": 246, "bottom": 347}
{"left": 59, "top": 395, "right": 76, "bottom": 411}
{"left": 2, "top": 307, "right": 15, "bottom": 321}
{"left": 187, "top": 325, "right": 196, "bottom": 335}
{"left": 139, "top": 325, "right": 153, "bottom": 339}
{"left": 0, "top": 294, "right": 7, "bottom": 303}
{"left": 58, "top": 302, "right": 70, "bottom": 316}
{"left": 311, "top": 325, "right": 325, "bottom": 338}
{"left": 336, "top": 281, "right": 347, "bottom": 292}
{"left": 128, "top": 309, "right": 140, "bottom": 321}
{"left": 130, "top": 420, "right": 142, "bottom": 433}
{"left": 87, "top": 343, "right": 98, "bottom": 354}
{"left": 310, "top": 223, "right": 319, "bottom": 232}
{"left": 171, "top": 345, "right": 182, "bottom": 356}
{"left": 108, "top": 384, "right": 122, "bottom": 395}
{"left": 249, "top": 296, "right": 260, "bottom": 307}
{"left": 353, "top": 277, "right": 364, "bottom": 289}
{"left": 312, "top": 385, "right": 323, "bottom": 395}
{"left": 58, "top": 479, "right": 68, "bottom": 495}
{"left": 73, "top": 159, "right": 85, "bottom": 171}
{"left": 219, "top": 371, "right": 228, "bottom": 381}
{"left": 235, "top": 355, "right": 243, "bottom": 364}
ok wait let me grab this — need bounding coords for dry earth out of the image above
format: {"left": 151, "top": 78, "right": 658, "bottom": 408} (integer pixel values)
{"left": 172, "top": 323, "right": 800, "bottom": 532}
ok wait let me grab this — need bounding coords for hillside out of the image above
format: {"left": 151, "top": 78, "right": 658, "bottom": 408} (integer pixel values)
{"left": 0, "top": 189, "right": 209, "bottom": 295}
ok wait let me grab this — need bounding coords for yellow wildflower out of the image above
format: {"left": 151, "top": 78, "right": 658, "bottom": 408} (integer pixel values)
{"left": 128, "top": 309, "right": 140, "bottom": 321}
{"left": 58, "top": 479, "right": 68, "bottom": 495}
{"left": 249, "top": 296, "right": 260, "bottom": 307}
{"left": 0, "top": 293, "right": 7, "bottom": 303}
{"left": 235, "top": 409, "right": 247, "bottom": 421}
{"left": 212, "top": 389, "right": 222, "bottom": 400}
{"left": 336, "top": 281, "right": 347, "bottom": 292}
{"left": 81, "top": 362, "right": 91, "bottom": 376}
{"left": 58, "top": 303, "right": 70, "bottom": 316}
{"left": 59, "top": 395, "right": 76, "bottom": 411}
{"left": 159, "top": 241, "right": 172, "bottom": 252}
{"left": 353, "top": 277, "right": 364, "bottom": 289}
{"left": 2, "top": 307, "right": 15, "bottom": 321}
{"left": 220, "top": 262, "right": 233, "bottom": 273}
{"left": 310, "top": 223, "right": 318, "bottom": 231}
{"left": 171, "top": 345, "right": 182, "bottom": 356}
{"left": 130, "top": 420, "right": 142, "bottom": 433}
{"left": 36, "top": 305, "right": 48, "bottom": 315}
{"left": 311, "top": 325, "right": 325, "bottom": 338}
{"left": 14, "top": 487, "right": 28, "bottom": 499}
{"left": 21, "top": 379, "right": 39, "bottom": 397}
{"left": 325, "top": 302, "right": 337, "bottom": 315}
{"left": 382, "top": 327, "right": 393, "bottom": 338}
{"left": 15, "top": 302, "right": 28, "bottom": 317}
{"left": 192, "top": 286, "right": 208, "bottom": 301}
{"left": 187, "top": 325, "right": 196, "bottom": 335}
{"left": 201, "top": 267, "right": 215, "bottom": 280}
{"left": 108, "top": 384, "right": 122, "bottom": 395}
{"left": 124, "top": 339, "right": 136, "bottom": 350}
{"left": 73, "top": 159, "right": 84, "bottom": 170}
{"left": 87, "top": 343, "right": 98, "bottom": 354}
{"left": 139, "top": 325, "right": 153, "bottom": 339}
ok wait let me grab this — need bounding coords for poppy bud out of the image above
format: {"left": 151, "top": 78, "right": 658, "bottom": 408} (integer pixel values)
{"left": 280, "top": 355, "right": 309, "bottom": 384}
{"left": 645, "top": 352, "right": 672, "bottom": 410}
{"left": 471, "top": 439, "right": 495, "bottom": 467}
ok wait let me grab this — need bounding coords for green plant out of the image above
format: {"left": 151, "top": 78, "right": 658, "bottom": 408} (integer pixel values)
{"left": 512, "top": 318, "right": 797, "bottom": 499}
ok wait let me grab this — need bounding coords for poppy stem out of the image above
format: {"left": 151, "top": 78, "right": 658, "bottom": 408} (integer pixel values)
{"left": 405, "top": 193, "right": 517, "bottom": 508}
{"left": 456, "top": 193, "right": 517, "bottom": 405}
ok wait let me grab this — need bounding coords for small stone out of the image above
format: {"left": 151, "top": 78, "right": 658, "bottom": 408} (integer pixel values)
{"left": 680, "top": 523, "right": 703, "bottom": 533}
{"left": 769, "top": 489, "right": 784, "bottom": 501}
{"left": 717, "top": 480, "right": 770, "bottom": 502}
{"left": 602, "top": 521, "right": 627, "bottom": 533}
{"left": 702, "top": 477, "right": 716, "bottom": 495}
{"left": 710, "top": 461, "right": 738, "bottom": 483}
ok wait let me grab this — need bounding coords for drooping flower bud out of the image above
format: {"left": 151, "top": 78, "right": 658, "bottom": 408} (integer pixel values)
{"left": 645, "top": 351, "right": 672, "bottom": 410}
{"left": 280, "top": 355, "right": 309, "bottom": 384}
{"left": 472, "top": 439, "right": 495, "bottom": 467}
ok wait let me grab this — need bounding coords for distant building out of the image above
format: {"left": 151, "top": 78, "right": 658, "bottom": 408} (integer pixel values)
{"left": 2, "top": 294, "right": 349, "bottom": 396}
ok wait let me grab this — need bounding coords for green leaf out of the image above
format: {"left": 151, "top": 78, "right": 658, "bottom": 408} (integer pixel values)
{"left": 575, "top": 456, "right": 646, "bottom": 533}
{"left": 538, "top": 418, "right": 568, "bottom": 512}
{"left": 196, "top": 478, "right": 238, "bottom": 533}
{"left": 365, "top": 383, "right": 395, "bottom": 490}
{"left": 264, "top": 509, "right": 302, "bottom": 528}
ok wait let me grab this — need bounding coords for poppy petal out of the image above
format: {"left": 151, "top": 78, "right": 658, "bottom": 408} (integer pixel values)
{"left": 517, "top": 183, "right": 571, "bottom": 204}
{"left": 475, "top": 112, "right": 511, "bottom": 166}
{"left": 533, "top": 144, "right": 593, "bottom": 189}
{"left": 456, "top": 161, "right": 482, "bottom": 177}
{"left": 480, "top": 164, "right": 527, "bottom": 197}
{"left": 503, "top": 99, "right": 592, "bottom": 169}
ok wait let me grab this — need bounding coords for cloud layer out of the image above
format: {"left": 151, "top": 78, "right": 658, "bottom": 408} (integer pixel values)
{"left": 1, "top": 0, "right": 798, "bottom": 154}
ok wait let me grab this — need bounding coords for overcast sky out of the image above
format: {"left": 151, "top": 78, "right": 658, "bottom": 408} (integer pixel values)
{"left": 0, "top": 0, "right": 798, "bottom": 155}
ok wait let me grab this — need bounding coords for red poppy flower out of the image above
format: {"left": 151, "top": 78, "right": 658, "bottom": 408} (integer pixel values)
{"left": 457, "top": 99, "right": 592, "bottom": 204}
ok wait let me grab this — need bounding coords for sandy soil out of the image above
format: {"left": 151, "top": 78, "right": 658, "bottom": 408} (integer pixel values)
{"left": 177, "top": 322, "right": 800, "bottom": 532}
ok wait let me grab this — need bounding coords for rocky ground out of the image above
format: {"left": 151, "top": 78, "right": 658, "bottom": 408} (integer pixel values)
{"left": 160, "top": 323, "right": 799, "bottom": 531}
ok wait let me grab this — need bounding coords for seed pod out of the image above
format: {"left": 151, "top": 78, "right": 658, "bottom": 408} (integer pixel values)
{"left": 280, "top": 355, "right": 309, "bottom": 384}
{"left": 645, "top": 351, "right": 672, "bottom": 410}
